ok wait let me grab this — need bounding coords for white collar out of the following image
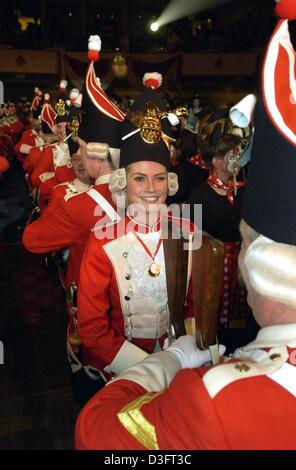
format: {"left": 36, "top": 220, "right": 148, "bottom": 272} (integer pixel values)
{"left": 244, "top": 324, "right": 296, "bottom": 350}
{"left": 95, "top": 174, "right": 111, "bottom": 185}
{"left": 73, "top": 178, "right": 91, "bottom": 191}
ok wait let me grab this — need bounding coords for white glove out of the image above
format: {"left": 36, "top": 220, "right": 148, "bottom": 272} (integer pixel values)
{"left": 165, "top": 335, "right": 226, "bottom": 369}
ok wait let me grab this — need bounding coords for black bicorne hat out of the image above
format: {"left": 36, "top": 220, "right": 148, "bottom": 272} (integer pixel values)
{"left": 120, "top": 73, "right": 177, "bottom": 169}
{"left": 40, "top": 94, "right": 57, "bottom": 134}
{"left": 67, "top": 138, "right": 79, "bottom": 156}
{"left": 31, "top": 87, "right": 42, "bottom": 119}
{"left": 78, "top": 35, "right": 125, "bottom": 168}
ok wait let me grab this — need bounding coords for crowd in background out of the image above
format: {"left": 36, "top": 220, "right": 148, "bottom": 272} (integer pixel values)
{"left": 0, "top": 3, "right": 276, "bottom": 53}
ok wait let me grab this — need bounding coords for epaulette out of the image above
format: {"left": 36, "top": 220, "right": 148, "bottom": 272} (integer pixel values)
{"left": 39, "top": 171, "right": 55, "bottom": 183}
{"left": 202, "top": 345, "right": 288, "bottom": 399}
{"left": 64, "top": 187, "right": 90, "bottom": 202}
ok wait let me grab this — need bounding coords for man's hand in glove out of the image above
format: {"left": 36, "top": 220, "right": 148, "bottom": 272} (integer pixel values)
{"left": 165, "top": 335, "right": 226, "bottom": 369}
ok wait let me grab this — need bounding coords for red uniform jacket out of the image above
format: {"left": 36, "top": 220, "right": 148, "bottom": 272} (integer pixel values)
{"left": 75, "top": 324, "right": 296, "bottom": 450}
{"left": 22, "top": 174, "right": 115, "bottom": 287}
{"left": 15, "top": 129, "right": 43, "bottom": 162}
{"left": 38, "top": 166, "right": 76, "bottom": 214}
{"left": 23, "top": 146, "right": 43, "bottom": 174}
{"left": 77, "top": 214, "right": 194, "bottom": 377}
{"left": 30, "top": 144, "right": 57, "bottom": 188}
{"left": 43, "top": 178, "right": 90, "bottom": 218}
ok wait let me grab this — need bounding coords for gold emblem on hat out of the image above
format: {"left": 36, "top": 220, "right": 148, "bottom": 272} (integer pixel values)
{"left": 67, "top": 116, "right": 80, "bottom": 141}
{"left": 140, "top": 102, "right": 163, "bottom": 144}
{"left": 127, "top": 101, "right": 174, "bottom": 147}
{"left": 55, "top": 99, "right": 66, "bottom": 116}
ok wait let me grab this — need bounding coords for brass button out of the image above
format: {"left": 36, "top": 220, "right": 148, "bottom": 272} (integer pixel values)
{"left": 125, "top": 274, "right": 131, "bottom": 280}
{"left": 235, "top": 363, "right": 250, "bottom": 373}
{"left": 123, "top": 252, "right": 128, "bottom": 258}
{"left": 124, "top": 295, "right": 130, "bottom": 301}
{"left": 270, "top": 353, "right": 281, "bottom": 361}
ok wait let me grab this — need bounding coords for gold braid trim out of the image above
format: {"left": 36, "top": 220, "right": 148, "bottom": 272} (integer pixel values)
{"left": 117, "top": 392, "right": 163, "bottom": 450}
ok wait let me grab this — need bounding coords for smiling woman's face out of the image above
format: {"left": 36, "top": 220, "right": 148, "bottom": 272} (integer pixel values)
{"left": 126, "top": 161, "right": 168, "bottom": 214}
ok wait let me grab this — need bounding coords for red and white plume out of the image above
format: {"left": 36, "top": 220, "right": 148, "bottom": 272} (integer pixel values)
{"left": 86, "top": 35, "right": 124, "bottom": 121}
{"left": 41, "top": 94, "right": 57, "bottom": 132}
{"left": 143, "top": 72, "right": 163, "bottom": 90}
{"left": 32, "top": 87, "right": 42, "bottom": 111}
{"left": 68, "top": 88, "right": 82, "bottom": 107}
{"left": 88, "top": 35, "right": 101, "bottom": 62}
{"left": 59, "top": 80, "right": 68, "bottom": 92}
{"left": 275, "top": 0, "right": 296, "bottom": 20}
{"left": 34, "top": 87, "right": 42, "bottom": 96}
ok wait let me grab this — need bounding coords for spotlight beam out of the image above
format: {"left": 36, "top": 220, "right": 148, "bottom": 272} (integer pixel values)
{"left": 154, "top": 0, "right": 234, "bottom": 29}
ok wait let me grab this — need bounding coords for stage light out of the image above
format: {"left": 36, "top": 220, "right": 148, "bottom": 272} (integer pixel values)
{"left": 150, "top": 0, "right": 232, "bottom": 30}
{"left": 150, "top": 22, "right": 159, "bottom": 32}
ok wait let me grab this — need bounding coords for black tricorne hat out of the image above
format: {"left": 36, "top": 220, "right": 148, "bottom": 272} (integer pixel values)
{"left": 242, "top": 3, "right": 296, "bottom": 245}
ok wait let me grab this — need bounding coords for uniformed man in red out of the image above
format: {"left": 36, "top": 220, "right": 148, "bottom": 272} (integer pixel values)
{"left": 35, "top": 98, "right": 76, "bottom": 213}
{"left": 29, "top": 93, "right": 60, "bottom": 189}
{"left": 42, "top": 140, "right": 91, "bottom": 217}
{"left": 15, "top": 88, "right": 44, "bottom": 163}
{"left": 75, "top": 0, "right": 296, "bottom": 450}
{"left": 23, "top": 35, "right": 125, "bottom": 405}
{"left": 23, "top": 35, "right": 124, "bottom": 293}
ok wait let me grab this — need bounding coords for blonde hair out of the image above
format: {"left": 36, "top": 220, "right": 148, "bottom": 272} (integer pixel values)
{"left": 108, "top": 168, "right": 179, "bottom": 206}
{"left": 245, "top": 233, "right": 296, "bottom": 308}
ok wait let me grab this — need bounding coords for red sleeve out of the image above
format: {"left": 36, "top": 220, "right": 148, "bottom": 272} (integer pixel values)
{"left": 22, "top": 197, "right": 79, "bottom": 252}
{"left": 43, "top": 185, "right": 67, "bottom": 216}
{"left": 30, "top": 146, "right": 53, "bottom": 188}
{"left": 23, "top": 147, "right": 43, "bottom": 174}
{"left": 75, "top": 368, "right": 228, "bottom": 450}
{"left": 75, "top": 379, "right": 148, "bottom": 450}
{"left": 14, "top": 130, "right": 36, "bottom": 156}
{"left": 77, "top": 234, "right": 126, "bottom": 370}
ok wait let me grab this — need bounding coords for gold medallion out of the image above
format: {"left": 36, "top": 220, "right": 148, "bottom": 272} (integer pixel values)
{"left": 148, "top": 261, "right": 161, "bottom": 277}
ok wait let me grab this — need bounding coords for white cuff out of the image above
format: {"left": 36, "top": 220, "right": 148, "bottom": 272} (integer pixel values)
{"left": 108, "top": 351, "right": 181, "bottom": 392}
{"left": 20, "top": 144, "right": 32, "bottom": 154}
{"left": 39, "top": 171, "right": 55, "bottom": 183}
{"left": 104, "top": 340, "right": 149, "bottom": 375}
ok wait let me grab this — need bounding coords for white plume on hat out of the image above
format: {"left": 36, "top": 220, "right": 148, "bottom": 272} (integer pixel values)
{"left": 88, "top": 35, "right": 102, "bottom": 52}
{"left": 44, "top": 93, "right": 50, "bottom": 102}
{"left": 67, "top": 88, "right": 82, "bottom": 108}
{"left": 69, "top": 88, "right": 80, "bottom": 99}
{"left": 34, "top": 87, "right": 42, "bottom": 96}
{"left": 143, "top": 72, "right": 163, "bottom": 89}
{"left": 60, "top": 80, "right": 68, "bottom": 89}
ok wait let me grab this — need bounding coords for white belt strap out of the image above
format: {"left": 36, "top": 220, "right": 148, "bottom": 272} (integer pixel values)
{"left": 87, "top": 188, "right": 120, "bottom": 222}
